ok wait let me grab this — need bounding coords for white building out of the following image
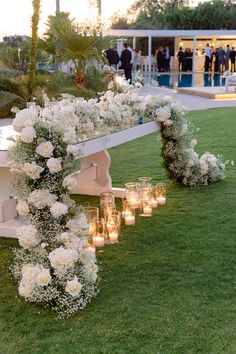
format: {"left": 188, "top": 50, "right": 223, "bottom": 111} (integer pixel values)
{"left": 183, "top": 0, "right": 211, "bottom": 7}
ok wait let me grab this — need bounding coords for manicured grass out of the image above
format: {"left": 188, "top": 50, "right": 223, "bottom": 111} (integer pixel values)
{"left": 0, "top": 107, "right": 236, "bottom": 354}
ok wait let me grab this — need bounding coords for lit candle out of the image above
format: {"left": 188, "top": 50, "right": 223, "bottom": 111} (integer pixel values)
{"left": 93, "top": 236, "right": 105, "bottom": 247}
{"left": 89, "top": 223, "right": 96, "bottom": 236}
{"left": 109, "top": 232, "right": 119, "bottom": 243}
{"left": 157, "top": 196, "right": 166, "bottom": 205}
{"left": 125, "top": 215, "right": 135, "bottom": 225}
{"left": 151, "top": 198, "right": 158, "bottom": 208}
{"left": 130, "top": 197, "right": 140, "bottom": 208}
{"left": 143, "top": 205, "right": 152, "bottom": 215}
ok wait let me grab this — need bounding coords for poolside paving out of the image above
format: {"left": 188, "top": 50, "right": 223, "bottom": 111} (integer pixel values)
{"left": 140, "top": 86, "right": 236, "bottom": 110}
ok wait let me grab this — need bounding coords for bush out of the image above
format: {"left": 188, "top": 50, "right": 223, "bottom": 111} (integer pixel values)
{"left": 85, "top": 66, "right": 109, "bottom": 93}
{"left": 0, "top": 68, "right": 23, "bottom": 78}
{"left": 0, "top": 76, "right": 25, "bottom": 98}
{"left": 0, "top": 91, "right": 25, "bottom": 118}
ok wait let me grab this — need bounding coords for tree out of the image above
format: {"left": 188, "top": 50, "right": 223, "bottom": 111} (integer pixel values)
{"left": 42, "top": 12, "right": 111, "bottom": 87}
{"left": 28, "top": 0, "right": 41, "bottom": 96}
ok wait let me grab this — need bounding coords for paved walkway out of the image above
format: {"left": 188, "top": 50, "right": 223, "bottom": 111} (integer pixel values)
{"left": 140, "top": 86, "right": 236, "bottom": 111}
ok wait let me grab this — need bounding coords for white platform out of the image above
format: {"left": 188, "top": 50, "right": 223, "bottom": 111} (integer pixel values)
{"left": 0, "top": 121, "right": 159, "bottom": 237}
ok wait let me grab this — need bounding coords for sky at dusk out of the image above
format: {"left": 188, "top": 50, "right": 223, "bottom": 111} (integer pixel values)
{"left": 0, "top": 0, "right": 134, "bottom": 39}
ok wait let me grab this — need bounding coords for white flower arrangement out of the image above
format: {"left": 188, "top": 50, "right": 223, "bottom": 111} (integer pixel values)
{"left": 10, "top": 87, "right": 227, "bottom": 317}
{"left": 10, "top": 104, "right": 99, "bottom": 317}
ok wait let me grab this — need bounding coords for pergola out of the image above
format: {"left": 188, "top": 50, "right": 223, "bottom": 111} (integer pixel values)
{"left": 108, "top": 29, "right": 236, "bottom": 72}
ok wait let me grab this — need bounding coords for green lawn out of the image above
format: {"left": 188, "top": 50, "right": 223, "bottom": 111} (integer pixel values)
{"left": 0, "top": 107, "right": 236, "bottom": 354}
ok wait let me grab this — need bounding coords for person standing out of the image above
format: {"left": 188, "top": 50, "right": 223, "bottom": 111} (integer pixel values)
{"left": 204, "top": 43, "right": 211, "bottom": 72}
{"left": 120, "top": 43, "right": 132, "bottom": 82}
{"left": 229, "top": 47, "right": 236, "bottom": 72}
{"left": 165, "top": 46, "right": 171, "bottom": 72}
{"left": 104, "top": 47, "right": 119, "bottom": 69}
{"left": 218, "top": 46, "right": 226, "bottom": 72}
{"left": 156, "top": 47, "right": 164, "bottom": 72}
{"left": 177, "top": 47, "right": 184, "bottom": 72}
{"left": 225, "top": 44, "right": 231, "bottom": 71}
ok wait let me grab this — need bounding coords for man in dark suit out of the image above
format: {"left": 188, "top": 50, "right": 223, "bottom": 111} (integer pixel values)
{"left": 229, "top": 47, "right": 236, "bottom": 72}
{"left": 104, "top": 47, "right": 119, "bottom": 68}
{"left": 120, "top": 43, "right": 132, "bottom": 83}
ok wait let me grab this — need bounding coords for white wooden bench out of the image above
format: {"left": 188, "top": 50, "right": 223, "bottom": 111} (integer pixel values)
{"left": 0, "top": 121, "right": 159, "bottom": 237}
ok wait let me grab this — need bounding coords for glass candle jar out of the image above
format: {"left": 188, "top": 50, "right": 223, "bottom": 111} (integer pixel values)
{"left": 140, "top": 200, "right": 153, "bottom": 217}
{"left": 139, "top": 186, "right": 152, "bottom": 202}
{"left": 123, "top": 203, "right": 135, "bottom": 225}
{"left": 87, "top": 207, "right": 99, "bottom": 237}
{"left": 125, "top": 182, "right": 141, "bottom": 208}
{"left": 155, "top": 183, "right": 167, "bottom": 205}
{"left": 105, "top": 211, "right": 121, "bottom": 244}
{"left": 100, "top": 191, "right": 115, "bottom": 209}
{"left": 138, "top": 177, "right": 152, "bottom": 187}
{"left": 92, "top": 218, "right": 105, "bottom": 248}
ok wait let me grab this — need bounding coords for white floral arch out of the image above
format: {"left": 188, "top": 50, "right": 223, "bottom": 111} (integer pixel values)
{"left": 9, "top": 89, "right": 225, "bottom": 317}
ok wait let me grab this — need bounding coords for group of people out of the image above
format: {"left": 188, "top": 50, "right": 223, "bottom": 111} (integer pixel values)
{"left": 105, "top": 42, "right": 236, "bottom": 79}
{"left": 105, "top": 44, "right": 143, "bottom": 83}
{"left": 177, "top": 47, "right": 193, "bottom": 72}
{"left": 204, "top": 44, "right": 236, "bottom": 72}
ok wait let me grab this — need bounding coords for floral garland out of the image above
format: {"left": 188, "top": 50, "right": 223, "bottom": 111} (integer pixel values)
{"left": 9, "top": 88, "right": 226, "bottom": 317}
{"left": 144, "top": 95, "right": 226, "bottom": 187}
{"left": 9, "top": 110, "right": 99, "bottom": 318}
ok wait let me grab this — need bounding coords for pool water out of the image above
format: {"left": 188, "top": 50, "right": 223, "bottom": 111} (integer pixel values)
{"left": 152, "top": 73, "right": 226, "bottom": 88}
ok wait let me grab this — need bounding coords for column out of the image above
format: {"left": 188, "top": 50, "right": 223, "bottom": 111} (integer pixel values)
{"left": 192, "top": 36, "right": 197, "bottom": 73}
{"left": 133, "top": 37, "right": 136, "bottom": 50}
{"left": 148, "top": 35, "right": 152, "bottom": 72}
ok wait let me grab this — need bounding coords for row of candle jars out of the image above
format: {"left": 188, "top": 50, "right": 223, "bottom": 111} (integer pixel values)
{"left": 125, "top": 177, "right": 167, "bottom": 217}
{"left": 87, "top": 179, "right": 167, "bottom": 248}
{"left": 87, "top": 192, "right": 121, "bottom": 247}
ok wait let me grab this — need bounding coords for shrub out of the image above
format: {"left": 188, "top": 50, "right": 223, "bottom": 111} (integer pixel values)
{"left": 84, "top": 66, "right": 109, "bottom": 93}
{"left": 0, "top": 91, "right": 25, "bottom": 118}
{"left": 0, "top": 68, "right": 23, "bottom": 78}
{"left": 0, "top": 76, "right": 25, "bottom": 98}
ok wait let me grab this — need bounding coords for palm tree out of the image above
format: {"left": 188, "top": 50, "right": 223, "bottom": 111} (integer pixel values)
{"left": 28, "top": 0, "right": 41, "bottom": 96}
{"left": 97, "top": 0, "right": 102, "bottom": 17}
{"left": 44, "top": 12, "right": 110, "bottom": 88}
{"left": 56, "top": 0, "right": 60, "bottom": 14}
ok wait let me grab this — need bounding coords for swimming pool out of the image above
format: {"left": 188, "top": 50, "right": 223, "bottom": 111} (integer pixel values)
{"left": 151, "top": 73, "right": 226, "bottom": 89}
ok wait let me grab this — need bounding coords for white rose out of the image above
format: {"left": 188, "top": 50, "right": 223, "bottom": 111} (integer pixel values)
{"left": 36, "top": 141, "right": 54, "bottom": 158}
{"left": 57, "top": 232, "right": 81, "bottom": 250}
{"left": 22, "top": 162, "right": 44, "bottom": 180}
{"left": 50, "top": 202, "right": 68, "bottom": 218}
{"left": 17, "top": 225, "right": 40, "bottom": 250}
{"left": 191, "top": 139, "right": 197, "bottom": 147}
{"left": 16, "top": 200, "right": 29, "bottom": 216}
{"left": 12, "top": 109, "right": 35, "bottom": 132}
{"left": 62, "top": 127, "right": 77, "bottom": 144}
{"left": 63, "top": 175, "right": 77, "bottom": 192}
{"left": 65, "top": 277, "right": 83, "bottom": 297}
{"left": 36, "top": 269, "right": 51, "bottom": 286}
{"left": 66, "top": 213, "right": 89, "bottom": 235}
{"left": 46, "top": 158, "right": 62, "bottom": 173}
{"left": 20, "top": 126, "right": 37, "bottom": 143}
{"left": 48, "top": 247, "right": 79, "bottom": 271}
{"left": 28, "top": 189, "right": 57, "bottom": 209}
